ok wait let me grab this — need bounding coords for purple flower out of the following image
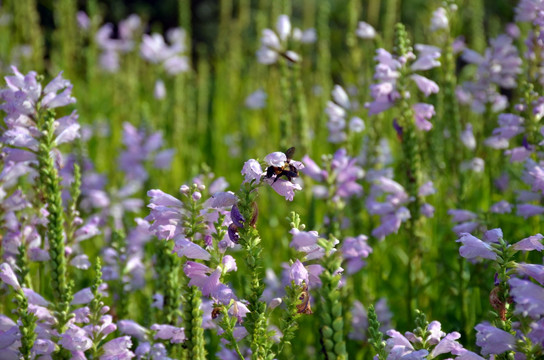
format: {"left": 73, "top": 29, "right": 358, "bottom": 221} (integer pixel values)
{"left": 289, "top": 228, "right": 324, "bottom": 260}
{"left": 230, "top": 204, "right": 245, "bottom": 228}
{"left": 172, "top": 236, "right": 211, "bottom": 260}
{"left": 307, "top": 264, "right": 325, "bottom": 289}
{"left": 509, "top": 277, "right": 544, "bottom": 318}
{"left": 413, "top": 103, "right": 435, "bottom": 131}
{"left": 140, "top": 29, "right": 189, "bottom": 75}
{"left": 242, "top": 159, "right": 264, "bottom": 184}
{"left": 222, "top": 255, "right": 237, "bottom": 272}
{"left": 229, "top": 301, "right": 250, "bottom": 323}
{"left": 411, "top": 44, "right": 441, "bottom": 71}
{"left": 420, "top": 203, "right": 435, "bottom": 218}
{"left": 483, "top": 228, "right": 502, "bottom": 243}
{"left": 0, "top": 69, "right": 80, "bottom": 167}
{"left": 289, "top": 260, "right": 309, "bottom": 286}
{"left": 460, "top": 35, "right": 521, "bottom": 113}
{"left": 154, "top": 79, "right": 166, "bottom": 100}
{"left": 460, "top": 124, "right": 476, "bottom": 150}
{"left": 301, "top": 155, "right": 325, "bottom": 182}
{"left": 430, "top": 7, "right": 449, "bottom": 31}
{"left": 257, "top": 15, "right": 302, "bottom": 64}
{"left": 0, "top": 263, "right": 21, "bottom": 290}
{"left": 100, "top": 336, "right": 134, "bottom": 359}
{"left": 451, "top": 350, "right": 486, "bottom": 359}
{"left": 385, "top": 329, "right": 414, "bottom": 350}
{"left": 118, "top": 320, "right": 148, "bottom": 341}
{"left": 474, "top": 323, "right": 516, "bottom": 355}
{"left": 517, "top": 203, "right": 544, "bottom": 218}
{"left": 302, "top": 149, "right": 363, "bottom": 200}
{"left": 74, "top": 215, "right": 101, "bottom": 242}
{"left": 515, "top": 0, "right": 544, "bottom": 22}
{"left": 77, "top": 11, "right": 90, "bottom": 30}
{"left": 528, "top": 318, "right": 544, "bottom": 346}
{"left": 324, "top": 86, "right": 364, "bottom": 143}
{"left": 59, "top": 325, "right": 93, "bottom": 352}
{"left": 184, "top": 262, "right": 235, "bottom": 304}
{"left": 516, "top": 263, "right": 544, "bottom": 285}
{"left": 489, "top": 200, "right": 512, "bottom": 214}
{"left": 151, "top": 324, "right": 186, "bottom": 343}
{"left": 32, "top": 338, "right": 56, "bottom": 356}
{"left": 410, "top": 74, "right": 439, "bottom": 96}
{"left": 119, "top": 122, "right": 175, "bottom": 183}
{"left": 367, "top": 177, "right": 411, "bottom": 239}
{"left": 456, "top": 233, "right": 497, "bottom": 260}
{"left": 367, "top": 49, "right": 401, "bottom": 115}
{"left": 448, "top": 209, "right": 480, "bottom": 235}
{"left": 71, "top": 288, "right": 94, "bottom": 305}
{"left": 205, "top": 191, "right": 238, "bottom": 209}
{"left": 356, "top": 21, "right": 376, "bottom": 39}
{"left": 341, "top": 235, "right": 372, "bottom": 274}
{"left": 245, "top": 89, "right": 267, "bottom": 109}
{"left": 430, "top": 332, "right": 463, "bottom": 357}
{"left": 513, "top": 234, "right": 544, "bottom": 251}
{"left": 265, "top": 177, "right": 302, "bottom": 201}
{"left": 145, "top": 189, "right": 183, "bottom": 240}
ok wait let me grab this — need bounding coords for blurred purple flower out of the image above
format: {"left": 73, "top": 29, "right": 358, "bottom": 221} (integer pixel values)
{"left": 356, "top": 21, "right": 376, "bottom": 39}
{"left": 288, "top": 259, "right": 308, "bottom": 286}
{"left": 341, "top": 235, "right": 372, "bottom": 274}
{"left": 146, "top": 189, "right": 184, "bottom": 240}
{"left": 257, "top": 14, "right": 307, "bottom": 65}
{"left": 460, "top": 35, "right": 521, "bottom": 114}
{"left": 151, "top": 324, "right": 186, "bottom": 343}
{"left": 119, "top": 122, "right": 175, "bottom": 183}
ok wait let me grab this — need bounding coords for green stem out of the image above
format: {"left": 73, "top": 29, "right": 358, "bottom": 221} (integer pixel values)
{"left": 318, "top": 238, "right": 347, "bottom": 360}
{"left": 15, "top": 288, "right": 37, "bottom": 360}
{"left": 183, "top": 286, "right": 206, "bottom": 360}
{"left": 237, "top": 183, "right": 271, "bottom": 359}
{"left": 37, "top": 110, "right": 72, "bottom": 332}
{"left": 279, "top": 60, "right": 293, "bottom": 149}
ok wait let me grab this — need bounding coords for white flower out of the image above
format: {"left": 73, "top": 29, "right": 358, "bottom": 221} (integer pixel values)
{"left": 356, "top": 21, "right": 376, "bottom": 39}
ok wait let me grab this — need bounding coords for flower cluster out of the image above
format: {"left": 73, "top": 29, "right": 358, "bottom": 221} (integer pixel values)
{"left": 302, "top": 148, "right": 364, "bottom": 202}
{"left": 367, "top": 44, "right": 440, "bottom": 130}
{"left": 119, "top": 122, "right": 175, "bottom": 184}
{"left": 256, "top": 14, "right": 315, "bottom": 65}
{"left": 140, "top": 28, "right": 189, "bottom": 75}
{"left": 456, "top": 228, "right": 544, "bottom": 357}
{"left": 325, "top": 85, "right": 365, "bottom": 143}
{"left": 458, "top": 35, "right": 522, "bottom": 113}
{"left": 241, "top": 149, "right": 305, "bottom": 201}
{"left": 96, "top": 14, "right": 142, "bottom": 72}
{"left": 366, "top": 177, "right": 435, "bottom": 239}
{"left": 382, "top": 320, "right": 471, "bottom": 359}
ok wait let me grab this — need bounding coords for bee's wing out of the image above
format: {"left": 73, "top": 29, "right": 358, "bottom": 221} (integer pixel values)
{"left": 284, "top": 147, "right": 296, "bottom": 160}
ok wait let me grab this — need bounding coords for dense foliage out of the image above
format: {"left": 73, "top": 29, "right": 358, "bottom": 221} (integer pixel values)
{"left": 1, "top": 0, "right": 544, "bottom": 359}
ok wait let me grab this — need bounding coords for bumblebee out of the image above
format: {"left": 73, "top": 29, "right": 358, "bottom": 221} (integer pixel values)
{"left": 266, "top": 147, "right": 299, "bottom": 183}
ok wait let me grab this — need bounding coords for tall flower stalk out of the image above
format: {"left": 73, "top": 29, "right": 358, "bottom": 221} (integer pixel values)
{"left": 37, "top": 111, "right": 73, "bottom": 330}
{"left": 180, "top": 183, "right": 207, "bottom": 360}
{"left": 317, "top": 236, "right": 347, "bottom": 360}
{"left": 236, "top": 181, "right": 271, "bottom": 359}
